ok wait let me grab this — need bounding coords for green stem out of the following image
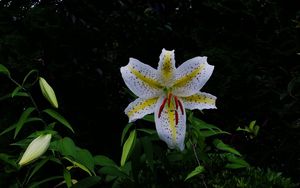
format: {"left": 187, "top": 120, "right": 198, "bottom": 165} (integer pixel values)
{"left": 9, "top": 76, "right": 47, "bottom": 126}
{"left": 189, "top": 140, "right": 208, "bottom": 188}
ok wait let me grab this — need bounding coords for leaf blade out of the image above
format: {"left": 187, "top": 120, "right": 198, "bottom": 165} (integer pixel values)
{"left": 120, "top": 130, "right": 136, "bottom": 167}
{"left": 43, "top": 109, "right": 74, "bottom": 133}
{"left": 185, "top": 165, "right": 205, "bottom": 181}
{"left": 14, "top": 107, "right": 35, "bottom": 139}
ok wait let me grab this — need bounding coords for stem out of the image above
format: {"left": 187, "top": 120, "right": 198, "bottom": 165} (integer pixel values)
{"left": 189, "top": 140, "right": 208, "bottom": 188}
{"left": 9, "top": 76, "right": 47, "bottom": 126}
{"left": 190, "top": 140, "right": 201, "bottom": 166}
{"left": 9, "top": 77, "right": 40, "bottom": 113}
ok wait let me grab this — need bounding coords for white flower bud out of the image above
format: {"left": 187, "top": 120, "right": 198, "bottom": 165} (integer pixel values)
{"left": 39, "top": 77, "right": 58, "bottom": 108}
{"left": 19, "top": 134, "right": 52, "bottom": 166}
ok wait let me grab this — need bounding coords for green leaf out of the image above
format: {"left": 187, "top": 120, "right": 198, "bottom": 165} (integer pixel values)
{"left": 64, "top": 169, "right": 72, "bottom": 188}
{"left": 26, "top": 158, "right": 49, "bottom": 184}
{"left": 14, "top": 107, "right": 35, "bottom": 139}
{"left": 189, "top": 115, "right": 230, "bottom": 137}
{"left": 249, "top": 120, "right": 256, "bottom": 130}
{"left": 0, "top": 64, "right": 10, "bottom": 76}
{"left": 28, "top": 176, "right": 62, "bottom": 188}
{"left": 64, "top": 157, "right": 92, "bottom": 176}
{"left": 213, "top": 139, "right": 241, "bottom": 156}
{"left": 60, "top": 137, "right": 77, "bottom": 158}
{"left": 76, "top": 149, "right": 95, "bottom": 172}
{"left": 236, "top": 126, "right": 250, "bottom": 133}
{"left": 98, "top": 166, "right": 128, "bottom": 178}
{"left": 226, "top": 154, "right": 249, "bottom": 169}
{"left": 94, "top": 155, "right": 116, "bottom": 167}
{"left": 71, "top": 176, "right": 101, "bottom": 188}
{"left": 199, "top": 129, "right": 230, "bottom": 137}
{"left": 0, "top": 153, "right": 18, "bottom": 168}
{"left": 121, "top": 130, "right": 136, "bottom": 167}
{"left": 253, "top": 125, "right": 260, "bottom": 136}
{"left": 184, "top": 165, "right": 205, "bottom": 181}
{"left": 121, "top": 123, "right": 133, "bottom": 146}
{"left": 190, "top": 117, "right": 221, "bottom": 130}
{"left": 142, "top": 114, "right": 154, "bottom": 122}
{"left": 0, "top": 124, "right": 17, "bottom": 136}
{"left": 25, "top": 117, "right": 43, "bottom": 124}
{"left": 225, "top": 163, "right": 248, "bottom": 169}
{"left": 11, "top": 86, "right": 22, "bottom": 98}
{"left": 14, "top": 92, "right": 29, "bottom": 97}
{"left": 43, "top": 109, "right": 74, "bottom": 133}
{"left": 137, "top": 128, "right": 157, "bottom": 135}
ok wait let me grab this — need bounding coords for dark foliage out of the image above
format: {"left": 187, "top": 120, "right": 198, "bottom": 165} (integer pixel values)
{"left": 0, "top": 0, "right": 299, "bottom": 182}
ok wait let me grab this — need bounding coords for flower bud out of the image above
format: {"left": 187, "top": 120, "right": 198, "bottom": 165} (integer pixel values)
{"left": 19, "top": 134, "right": 52, "bottom": 166}
{"left": 39, "top": 77, "right": 58, "bottom": 108}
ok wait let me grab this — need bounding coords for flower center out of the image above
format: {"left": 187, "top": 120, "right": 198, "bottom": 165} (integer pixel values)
{"left": 158, "top": 92, "right": 184, "bottom": 125}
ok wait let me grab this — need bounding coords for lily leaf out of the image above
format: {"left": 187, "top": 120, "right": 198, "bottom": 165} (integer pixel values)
{"left": 64, "top": 157, "right": 92, "bottom": 176}
{"left": 43, "top": 109, "right": 74, "bottom": 133}
{"left": 120, "top": 129, "right": 136, "bottom": 167}
{"left": 28, "top": 176, "right": 62, "bottom": 188}
{"left": 0, "top": 64, "right": 10, "bottom": 76}
{"left": 98, "top": 166, "right": 128, "bottom": 178}
{"left": 142, "top": 114, "right": 154, "bottom": 122}
{"left": 14, "top": 107, "right": 35, "bottom": 139}
{"left": 213, "top": 139, "right": 241, "bottom": 156}
{"left": 121, "top": 123, "right": 133, "bottom": 146}
{"left": 71, "top": 176, "right": 101, "bottom": 188}
{"left": 26, "top": 158, "right": 49, "bottom": 184}
{"left": 184, "top": 165, "right": 205, "bottom": 181}
{"left": 94, "top": 155, "right": 116, "bottom": 167}
{"left": 63, "top": 169, "right": 72, "bottom": 188}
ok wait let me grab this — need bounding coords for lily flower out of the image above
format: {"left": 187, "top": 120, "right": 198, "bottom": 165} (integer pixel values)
{"left": 18, "top": 134, "right": 52, "bottom": 166}
{"left": 121, "top": 49, "right": 216, "bottom": 151}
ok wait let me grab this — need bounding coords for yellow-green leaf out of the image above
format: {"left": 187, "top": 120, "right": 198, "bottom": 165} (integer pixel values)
{"left": 64, "top": 157, "right": 92, "bottom": 176}
{"left": 185, "top": 165, "right": 205, "bottom": 181}
{"left": 120, "top": 130, "right": 136, "bottom": 166}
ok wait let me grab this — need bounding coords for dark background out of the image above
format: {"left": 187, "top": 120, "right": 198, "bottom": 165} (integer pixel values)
{"left": 0, "top": 0, "right": 299, "bottom": 181}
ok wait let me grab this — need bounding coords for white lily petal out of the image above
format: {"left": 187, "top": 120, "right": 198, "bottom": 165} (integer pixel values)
{"left": 154, "top": 96, "right": 186, "bottom": 151}
{"left": 125, "top": 97, "right": 158, "bottom": 122}
{"left": 172, "top": 57, "right": 214, "bottom": 97}
{"left": 19, "top": 134, "right": 52, "bottom": 166}
{"left": 182, "top": 92, "right": 217, "bottom": 110}
{"left": 157, "top": 49, "right": 176, "bottom": 87}
{"left": 121, "top": 58, "right": 163, "bottom": 98}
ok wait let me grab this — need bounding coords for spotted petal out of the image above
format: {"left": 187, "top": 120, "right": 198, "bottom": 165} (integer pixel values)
{"left": 125, "top": 97, "right": 159, "bottom": 122}
{"left": 157, "top": 49, "right": 176, "bottom": 87}
{"left": 121, "top": 58, "right": 163, "bottom": 98}
{"left": 181, "top": 92, "right": 217, "bottom": 110}
{"left": 154, "top": 96, "right": 186, "bottom": 151}
{"left": 172, "top": 57, "right": 214, "bottom": 97}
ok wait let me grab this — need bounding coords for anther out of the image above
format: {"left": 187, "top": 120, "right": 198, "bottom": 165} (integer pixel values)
{"left": 178, "top": 99, "right": 184, "bottom": 115}
{"left": 175, "top": 111, "right": 179, "bottom": 125}
{"left": 158, "top": 98, "right": 168, "bottom": 118}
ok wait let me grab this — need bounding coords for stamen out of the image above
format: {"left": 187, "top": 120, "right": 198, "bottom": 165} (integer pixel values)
{"left": 175, "top": 111, "right": 179, "bottom": 125}
{"left": 178, "top": 99, "right": 184, "bottom": 115}
{"left": 174, "top": 96, "right": 179, "bottom": 110}
{"left": 158, "top": 98, "right": 168, "bottom": 118}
